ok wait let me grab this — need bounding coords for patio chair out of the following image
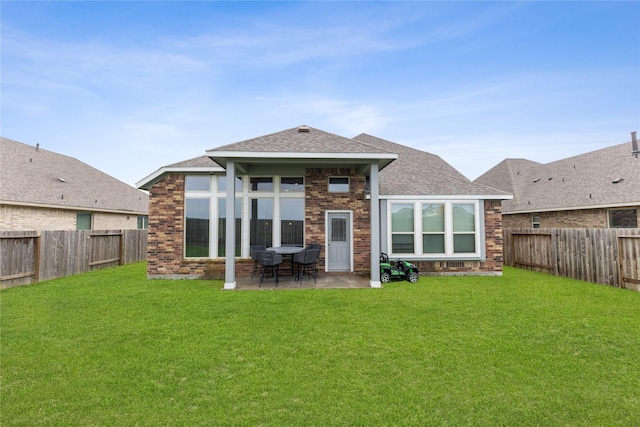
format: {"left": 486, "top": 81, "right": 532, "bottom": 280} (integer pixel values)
{"left": 250, "top": 245, "right": 267, "bottom": 278}
{"left": 294, "top": 248, "right": 320, "bottom": 283}
{"left": 258, "top": 250, "right": 283, "bottom": 286}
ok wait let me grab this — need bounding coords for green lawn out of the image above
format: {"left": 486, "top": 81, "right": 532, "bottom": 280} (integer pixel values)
{"left": 2, "top": 263, "right": 639, "bottom": 426}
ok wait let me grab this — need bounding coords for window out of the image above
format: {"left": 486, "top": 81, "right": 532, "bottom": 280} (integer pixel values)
{"left": 76, "top": 212, "right": 92, "bottom": 230}
{"left": 389, "top": 201, "right": 481, "bottom": 258}
{"left": 218, "top": 198, "right": 242, "bottom": 256}
{"left": 422, "top": 204, "right": 444, "bottom": 254}
{"left": 329, "top": 177, "right": 349, "bottom": 192}
{"left": 250, "top": 198, "right": 273, "bottom": 247}
{"left": 185, "top": 175, "right": 210, "bottom": 191}
{"left": 280, "top": 177, "right": 304, "bottom": 192}
{"left": 391, "top": 204, "right": 414, "bottom": 253}
{"left": 185, "top": 198, "right": 210, "bottom": 257}
{"left": 137, "top": 216, "right": 148, "bottom": 229}
{"left": 280, "top": 199, "right": 304, "bottom": 246}
{"left": 218, "top": 176, "right": 242, "bottom": 192}
{"left": 250, "top": 177, "right": 273, "bottom": 192}
{"left": 532, "top": 213, "right": 540, "bottom": 228}
{"left": 452, "top": 204, "right": 476, "bottom": 253}
{"left": 609, "top": 208, "right": 637, "bottom": 228}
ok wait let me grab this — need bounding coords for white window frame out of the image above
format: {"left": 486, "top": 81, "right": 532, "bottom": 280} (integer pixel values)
{"left": 386, "top": 199, "right": 482, "bottom": 259}
{"left": 328, "top": 176, "right": 350, "bottom": 193}
{"left": 184, "top": 174, "right": 305, "bottom": 259}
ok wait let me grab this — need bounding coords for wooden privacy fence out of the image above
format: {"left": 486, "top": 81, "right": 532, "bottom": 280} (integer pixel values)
{"left": 504, "top": 228, "right": 640, "bottom": 291}
{"left": 0, "top": 229, "right": 147, "bottom": 288}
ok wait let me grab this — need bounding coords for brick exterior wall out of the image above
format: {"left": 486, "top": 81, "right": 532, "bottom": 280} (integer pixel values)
{"left": 304, "top": 167, "right": 370, "bottom": 274}
{"left": 146, "top": 172, "right": 505, "bottom": 279}
{"left": 504, "top": 206, "right": 640, "bottom": 229}
{"left": 0, "top": 205, "right": 142, "bottom": 231}
{"left": 411, "top": 200, "right": 504, "bottom": 275}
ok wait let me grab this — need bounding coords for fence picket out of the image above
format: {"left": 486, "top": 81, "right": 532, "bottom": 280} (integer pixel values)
{"left": 1, "top": 230, "right": 147, "bottom": 288}
{"left": 505, "top": 228, "right": 640, "bottom": 290}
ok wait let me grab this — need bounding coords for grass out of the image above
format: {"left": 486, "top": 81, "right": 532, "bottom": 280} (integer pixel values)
{"left": 2, "top": 263, "right": 639, "bottom": 426}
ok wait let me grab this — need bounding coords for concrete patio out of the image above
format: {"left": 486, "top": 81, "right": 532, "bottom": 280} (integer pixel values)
{"left": 231, "top": 272, "right": 373, "bottom": 290}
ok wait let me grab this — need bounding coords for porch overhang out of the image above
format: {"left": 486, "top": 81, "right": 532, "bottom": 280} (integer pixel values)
{"left": 205, "top": 151, "right": 397, "bottom": 175}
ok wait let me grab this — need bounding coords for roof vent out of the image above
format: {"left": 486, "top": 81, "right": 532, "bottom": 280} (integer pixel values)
{"left": 533, "top": 178, "right": 540, "bottom": 183}
{"left": 612, "top": 178, "right": 624, "bottom": 184}
{"left": 631, "top": 131, "right": 638, "bottom": 158}
{"left": 298, "top": 125, "right": 310, "bottom": 133}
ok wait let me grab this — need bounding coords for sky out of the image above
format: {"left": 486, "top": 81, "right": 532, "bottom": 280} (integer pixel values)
{"left": 2, "top": 1, "right": 639, "bottom": 187}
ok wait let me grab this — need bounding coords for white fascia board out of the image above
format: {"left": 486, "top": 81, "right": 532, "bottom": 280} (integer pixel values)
{"left": 136, "top": 166, "right": 224, "bottom": 189}
{"left": 206, "top": 151, "right": 398, "bottom": 161}
{"left": 507, "top": 201, "right": 640, "bottom": 214}
{"left": 380, "top": 194, "right": 513, "bottom": 201}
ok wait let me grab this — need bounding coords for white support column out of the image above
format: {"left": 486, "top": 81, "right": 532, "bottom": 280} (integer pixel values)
{"left": 224, "top": 161, "right": 236, "bottom": 289}
{"left": 370, "top": 162, "right": 381, "bottom": 288}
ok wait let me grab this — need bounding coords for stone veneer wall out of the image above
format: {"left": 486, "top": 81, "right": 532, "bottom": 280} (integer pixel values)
{"left": 304, "top": 167, "right": 370, "bottom": 274}
{"left": 411, "top": 200, "right": 504, "bottom": 275}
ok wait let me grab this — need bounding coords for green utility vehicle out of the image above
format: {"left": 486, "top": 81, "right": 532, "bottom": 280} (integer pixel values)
{"left": 380, "top": 253, "right": 419, "bottom": 283}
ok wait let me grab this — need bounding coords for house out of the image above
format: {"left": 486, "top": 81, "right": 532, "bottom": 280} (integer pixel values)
{"left": 136, "top": 125, "right": 511, "bottom": 288}
{"left": 474, "top": 132, "right": 640, "bottom": 229}
{"left": 0, "top": 137, "right": 149, "bottom": 231}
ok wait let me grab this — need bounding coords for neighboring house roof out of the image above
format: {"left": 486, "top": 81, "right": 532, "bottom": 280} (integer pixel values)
{"left": 353, "top": 134, "right": 509, "bottom": 197}
{"left": 136, "top": 125, "right": 511, "bottom": 199}
{"left": 1, "top": 137, "right": 148, "bottom": 214}
{"left": 474, "top": 140, "right": 640, "bottom": 213}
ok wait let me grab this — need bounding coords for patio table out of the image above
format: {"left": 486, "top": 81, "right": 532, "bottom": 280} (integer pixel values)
{"left": 267, "top": 246, "right": 304, "bottom": 275}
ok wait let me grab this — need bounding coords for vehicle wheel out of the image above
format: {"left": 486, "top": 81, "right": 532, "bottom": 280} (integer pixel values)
{"left": 407, "top": 272, "right": 419, "bottom": 283}
{"left": 381, "top": 272, "right": 391, "bottom": 283}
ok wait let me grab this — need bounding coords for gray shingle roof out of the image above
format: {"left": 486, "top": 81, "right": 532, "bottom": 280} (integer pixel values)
{"left": 353, "top": 134, "right": 510, "bottom": 197}
{"left": 209, "top": 125, "right": 393, "bottom": 154}
{"left": 1, "top": 137, "right": 148, "bottom": 214}
{"left": 474, "top": 141, "right": 640, "bottom": 213}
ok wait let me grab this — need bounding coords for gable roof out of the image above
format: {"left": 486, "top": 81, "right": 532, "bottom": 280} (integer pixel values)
{"left": 353, "top": 134, "right": 510, "bottom": 197}
{"left": 1, "top": 137, "right": 148, "bottom": 214}
{"left": 474, "top": 140, "right": 640, "bottom": 213}
{"left": 206, "top": 125, "right": 397, "bottom": 172}
{"left": 136, "top": 125, "right": 510, "bottom": 199}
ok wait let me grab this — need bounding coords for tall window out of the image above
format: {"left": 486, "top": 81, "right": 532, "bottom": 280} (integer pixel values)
{"left": 185, "top": 198, "right": 210, "bottom": 257}
{"left": 281, "top": 199, "right": 304, "bottom": 246}
{"left": 250, "top": 198, "right": 273, "bottom": 247}
{"left": 452, "top": 204, "right": 476, "bottom": 254}
{"left": 391, "top": 204, "right": 414, "bottom": 254}
{"left": 218, "top": 198, "right": 242, "bottom": 256}
{"left": 389, "top": 201, "right": 481, "bottom": 258}
{"left": 422, "top": 204, "right": 444, "bottom": 254}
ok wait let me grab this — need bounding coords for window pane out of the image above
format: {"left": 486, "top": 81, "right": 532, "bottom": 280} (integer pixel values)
{"left": 392, "top": 234, "right": 414, "bottom": 253}
{"left": 453, "top": 204, "right": 475, "bottom": 232}
{"left": 423, "top": 234, "right": 445, "bottom": 253}
{"left": 250, "top": 198, "right": 273, "bottom": 246}
{"left": 422, "top": 204, "right": 444, "bottom": 232}
{"left": 609, "top": 209, "right": 637, "bottom": 228}
{"left": 331, "top": 217, "right": 347, "bottom": 242}
{"left": 185, "top": 175, "right": 210, "bottom": 191}
{"left": 329, "top": 177, "right": 349, "bottom": 192}
{"left": 185, "top": 198, "right": 210, "bottom": 257}
{"left": 250, "top": 177, "right": 273, "bottom": 191}
{"left": 218, "top": 198, "right": 242, "bottom": 257}
{"left": 281, "top": 199, "right": 304, "bottom": 246}
{"left": 218, "top": 176, "right": 242, "bottom": 192}
{"left": 76, "top": 212, "right": 91, "bottom": 230}
{"left": 281, "top": 177, "right": 304, "bottom": 192}
{"left": 392, "top": 204, "right": 414, "bottom": 232}
{"left": 454, "top": 234, "right": 475, "bottom": 253}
